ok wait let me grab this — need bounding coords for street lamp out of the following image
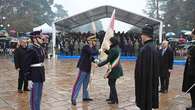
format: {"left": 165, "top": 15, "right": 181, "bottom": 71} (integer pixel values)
{"left": 0, "top": 17, "right": 10, "bottom": 30}
{"left": 163, "top": 24, "right": 171, "bottom": 33}
{"left": 1, "top": 17, "right": 6, "bottom": 28}
{"left": 2, "top": 16, "right": 6, "bottom": 20}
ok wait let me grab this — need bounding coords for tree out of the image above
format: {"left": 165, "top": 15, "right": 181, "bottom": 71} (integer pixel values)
{"left": 0, "top": 0, "right": 55, "bottom": 32}
{"left": 144, "top": 0, "right": 158, "bottom": 18}
{"left": 144, "top": 0, "right": 166, "bottom": 19}
{"left": 145, "top": 0, "right": 195, "bottom": 34}
{"left": 53, "top": 4, "right": 68, "bottom": 21}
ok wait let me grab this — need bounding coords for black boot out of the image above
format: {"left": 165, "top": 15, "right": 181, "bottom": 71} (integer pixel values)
{"left": 106, "top": 99, "right": 111, "bottom": 101}
{"left": 71, "top": 100, "right": 76, "bottom": 106}
{"left": 83, "top": 98, "right": 93, "bottom": 101}
{"left": 107, "top": 101, "right": 118, "bottom": 104}
{"left": 186, "top": 107, "right": 195, "bottom": 110}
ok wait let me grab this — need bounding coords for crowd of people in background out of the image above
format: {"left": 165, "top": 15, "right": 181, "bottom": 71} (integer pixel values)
{"left": 0, "top": 34, "right": 52, "bottom": 58}
{"left": 0, "top": 41, "right": 17, "bottom": 56}
{"left": 56, "top": 31, "right": 144, "bottom": 56}
{"left": 55, "top": 30, "right": 194, "bottom": 58}
{"left": 0, "top": 30, "right": 193, "bottom": 58}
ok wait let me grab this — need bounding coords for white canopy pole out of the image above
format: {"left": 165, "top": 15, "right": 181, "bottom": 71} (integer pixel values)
{"left": 52, "top": 22, "right": 56, "bottom": 58}
{"left": 159, "top": 21, "right": 163, "bottom": 43}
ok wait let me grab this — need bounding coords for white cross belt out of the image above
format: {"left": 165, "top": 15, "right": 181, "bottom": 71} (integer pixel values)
{"left": 30, "top": 63, "right": 44, "bottom": 67}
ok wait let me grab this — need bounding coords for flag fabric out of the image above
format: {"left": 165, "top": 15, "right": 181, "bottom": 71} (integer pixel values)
{"left": 100, "top": 9, "right": 115, "bottom": 50}
{"left": 99, "top": 9, "right": 115, "bottom": 61}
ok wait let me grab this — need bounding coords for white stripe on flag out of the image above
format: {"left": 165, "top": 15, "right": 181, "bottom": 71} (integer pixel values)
{"left": 99, "top": 9, "right": 115, "bottom": 61}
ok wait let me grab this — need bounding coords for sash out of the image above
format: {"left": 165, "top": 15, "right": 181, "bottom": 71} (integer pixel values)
{"left": 107, "top": 54, "right": 120, "bottom": 73}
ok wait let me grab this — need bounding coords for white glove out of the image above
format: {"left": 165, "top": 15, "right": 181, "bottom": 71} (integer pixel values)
{"left": 99, "top": 49, "right": 103, "bottom": 53}
{"left": 28, "top": 81, "right": 33, "bottom": 90}
{"left": 104, "top": 73, "right": 109, "bottom": 79}
{"left": 94, "top": 58, "right": 100, "bottom": 64}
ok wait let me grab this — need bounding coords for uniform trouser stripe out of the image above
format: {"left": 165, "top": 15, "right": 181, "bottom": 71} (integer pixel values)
{"left": 31, "top": 84, "right": 35, "bottom": 110}
{"left": 71, "top": 71, "right": 81, "bottom": 99}
{"left": 30, "top": 83, "right": 43, "bottom": 110}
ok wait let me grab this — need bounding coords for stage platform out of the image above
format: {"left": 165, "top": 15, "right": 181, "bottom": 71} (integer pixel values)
{"left": 57, "top": 55, "right": 186, "bottom": 65}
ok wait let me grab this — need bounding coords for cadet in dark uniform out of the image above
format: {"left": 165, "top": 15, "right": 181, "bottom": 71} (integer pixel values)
{"left": 182, "top": 27, "right": 195, "bottom": 110}
{"left": 14, "top": 37, "right": 29, "bottom": 93}
{"left": 24, "top": 31, "right": 45, "bottom": 110}
{"left": 98, "top": 37, "right": 123, "bottom": 104}
{"left": 71, "top": 35, "right": 98, "bottom": 105}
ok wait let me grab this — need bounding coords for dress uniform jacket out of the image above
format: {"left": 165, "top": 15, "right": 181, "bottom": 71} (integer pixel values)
{"left": 77, "top": 45, "right": 97, "bottom": 73}
{"left": 24, "top": 44, "right": 45, "bottom": 82}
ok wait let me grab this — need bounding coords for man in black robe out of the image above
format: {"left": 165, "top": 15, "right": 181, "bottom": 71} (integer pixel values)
{"left": 182, "top": 27, "right": 195, "bottom": 110}
{"left": 134, "top": 25, "right": 159, "bottom": 110}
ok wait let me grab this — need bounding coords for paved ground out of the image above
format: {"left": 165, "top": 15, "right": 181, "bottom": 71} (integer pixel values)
{"left": 0, "top": 57, "right": 191, "bottom": 110}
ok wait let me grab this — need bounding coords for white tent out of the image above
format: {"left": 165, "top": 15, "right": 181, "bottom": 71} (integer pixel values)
{"left": 52, "top": 5, "right": 163, "bottom": 58}
{"left": 33, "top": 23, "right": 52, "bottom": 33}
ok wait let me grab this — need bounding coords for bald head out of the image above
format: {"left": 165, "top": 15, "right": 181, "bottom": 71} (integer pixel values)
{"left": 19, "top": 39, "right": 27, "bottom": 48}
{"left": 162, "top": 40, "right": 169, "bottom": 49}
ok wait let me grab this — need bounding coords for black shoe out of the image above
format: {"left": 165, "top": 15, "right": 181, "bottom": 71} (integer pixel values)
{"left": 159, "top": 90, "right": 166, "bottom": 93}
{"left": 24, "top": 89, "right": 30, "bottom": 91}
{"left": 71, "top": 100, "right": 76, "bottom": 106}
{"left": 186, "top": 107, "right": 195, "bottom": 110}
{"left": 18, "top": 90, "right": 23, "bottom": 93}
{"left": 106, "top": 99, "right": 111, "bottom": 101}
{"left": 83, "top": 98, "right": 93, "bottom": 101}
{"left": 107, "top": 101, "right": 118, "bottom": 104}
{"left": 159, "top": 90, "right": 164, "bottom": 92}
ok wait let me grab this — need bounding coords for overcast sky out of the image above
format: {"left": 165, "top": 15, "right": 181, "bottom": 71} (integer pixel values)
{"left": 54, "top": 0, "right": 147, "bottom": 32}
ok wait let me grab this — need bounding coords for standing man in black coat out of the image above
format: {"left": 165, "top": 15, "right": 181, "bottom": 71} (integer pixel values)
{"left": 14, "top": 38, "right": 29, "bottom": 93}
{"left": 182, "top": 27, "right": 195, "bottom": 110}
{"left": 134, "top": 25, "right": 159, "bottom": 110}
{"left": 159, "top": 40, "right": 174, "bottom": 93}
{"left": 14, "top": 37, "right": 29, "bottom": 93}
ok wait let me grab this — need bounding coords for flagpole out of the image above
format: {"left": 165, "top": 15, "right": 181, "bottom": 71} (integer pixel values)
{"left": 175, "top": 83, "right": 195, "bottom": 98}
{"left": 89, "top": 21, "right": 97, "bottom": 90}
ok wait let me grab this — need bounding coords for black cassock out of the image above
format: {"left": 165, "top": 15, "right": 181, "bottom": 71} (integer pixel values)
{"left": 135, "top": 40, "right": 159, "bottom": 110}
{"left": 182, "top": 45, "right": 195, "bottom": 92}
